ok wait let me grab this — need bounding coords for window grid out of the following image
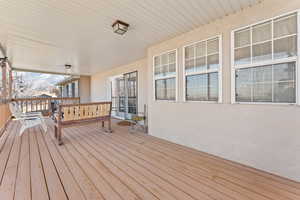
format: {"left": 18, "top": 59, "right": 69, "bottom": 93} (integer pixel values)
{"left": 184, "top": 36, "right": 221, "bottom": 102}
{"left": 153, "top": 50, "right": 177, "bottom": 101}
{"left": 234, "top": 13, "right": 298, "bottom": 68}
{"left": 235, "top": 63, "right": 296, "bottom": 103}
{"left": 232, "top": 11, "right": 299, "bottom": 104}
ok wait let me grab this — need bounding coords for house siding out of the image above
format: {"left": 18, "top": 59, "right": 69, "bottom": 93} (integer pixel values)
{"left": 91, "top": 0, "right": 300, "bottom": 181}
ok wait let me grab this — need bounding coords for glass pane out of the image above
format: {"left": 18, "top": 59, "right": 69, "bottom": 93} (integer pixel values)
{"left": 274, "top": 14, "right": 297, "bottom": 38}
{"left": 253, "top": 83, "right": 272, "bottom": 102}
{"left": 154, "top": 56, "right": 160, "bottom": 67}
{"left": 235, "top": 47, "right": 251, "bottom": 65}
{"left": 195, "top": 57, "right": 206, "bottom": 72}
{"left": 208, "top": 72, "right": 218, "bottom": 101}
{"left": 252, "top": 21, "right": 272, "bottom": 43}
{"left": 168, "top": 63, "right": 176, "bottom": 75}
{"left": 274, "top": 35, "right": 297, "bottom": 59}
{"left": 161, "top": 54, "right": 168, "bottom": 65}
{"left": 166, "top": 78, "right": 176, "bottom": 100}
{"left": 207, "top": 38, "right": 219, "bottom": 54}
{"left": 155, "top": 79, "right": 165, "bottom": 100}
{"left": 273, "top": 62, "right": 296, "bottom": 103}
{"left": 185, "top": 46, "right": 195, "bottom": 59}
{"left": 235, "top": 28, "right": 250, "bottom": 48}
{"left": 186, "top": 74, "right": 208, "bottom": 101}
{"left": 169, "top": 51, "right": 176, "bottom": 63}
{"left": 196, "top": 42, "right": 206, "bottom": 57}
{"left": 253, "top": 66, "right": 272, "bottom": 102}
{"left": 161, "top": 65, "right": 168, "bottom": 76}
{"left": 253, "top": 65, "right": 272, "bottom": 82}
{"left": 252, "top": 41, "right": 272, "bottom": 62}
{"left": 274, "top": 62, "right": 295, "bottom": 82}
{"left": 274, "top": 82, "right": 295, "bottom": 103}
{"left": 236, "top": 68, "right": 252, "bottom": 102}
{"left": 207, "top": 54, "right": 219, "bottom": 70}
{"left": 154, "top": 66, "right": 162, "bottom": 77}
{"left": 155, "top": 78, "right": 176, "bottom": 100}
{"left": 185, "top": 59, "right": 195, "bottom": 73}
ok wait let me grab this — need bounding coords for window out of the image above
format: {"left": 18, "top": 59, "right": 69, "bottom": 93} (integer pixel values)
{"left": 184, "top": 36, "right": 221, "bottom": 102}
{"left": 236, "top": 62, "right": 296, "bottom": 103}
{"left": 232, "top": 12, "right": 298, "bottom": 104}
{"left": 154, "top": 50, "right": 177, "bottom": 101}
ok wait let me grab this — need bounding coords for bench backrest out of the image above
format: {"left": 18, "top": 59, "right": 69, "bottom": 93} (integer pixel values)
{"left": 58, "top": 102, "right": 112, "bottom": 122}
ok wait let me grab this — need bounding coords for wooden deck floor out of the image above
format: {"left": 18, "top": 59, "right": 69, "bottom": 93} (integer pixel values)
{"left": 0, "top": 119, "right": 300, "bottom": 200}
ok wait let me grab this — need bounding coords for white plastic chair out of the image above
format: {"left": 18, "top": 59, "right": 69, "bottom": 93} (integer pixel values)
{"left": 9, "top": 102, "right": 47, "bottom": 136}
{"left": 9, "top": 102, "right": 42, "bottom": 118}
{"left": 18, "top": 116, "right": 48, "bottom": 136}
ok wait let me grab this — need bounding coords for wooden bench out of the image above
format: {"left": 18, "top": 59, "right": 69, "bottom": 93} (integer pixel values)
{"left": 54, "top": 101, "right": 112, "bottom": 145}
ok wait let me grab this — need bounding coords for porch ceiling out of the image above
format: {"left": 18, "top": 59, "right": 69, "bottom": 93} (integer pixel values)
{"left": 0, "top": 0, "right": 261, "bottom": 75}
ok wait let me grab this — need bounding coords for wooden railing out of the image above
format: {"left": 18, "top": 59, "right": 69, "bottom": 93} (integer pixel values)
{"left": 0, "top": 102, "right": 11, "bottom": 137}
{"left": 12, "top": 97, "right": 80, "bottom": 115}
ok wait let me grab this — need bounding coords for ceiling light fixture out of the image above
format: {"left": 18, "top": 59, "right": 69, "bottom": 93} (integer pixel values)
{"left": 112, "top": 20, "right": 129, "bottom": 35}
{"left": 65, "top": 64, "right": 72, "bottom": 74}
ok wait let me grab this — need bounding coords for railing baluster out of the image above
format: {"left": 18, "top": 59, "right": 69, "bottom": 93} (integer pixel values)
{"left": 12, "top": 97, "right": 80, "bottom": 115}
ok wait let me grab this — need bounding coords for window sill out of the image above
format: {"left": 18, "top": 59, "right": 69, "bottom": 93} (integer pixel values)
{"left": 232, "top": 102, "right": 298, "bottom": 106}
{"left": 183, "top": 100, "right": 222, "bottom": 104}
{"left": 154, "top": 99, "right": 177, "bottom": 103}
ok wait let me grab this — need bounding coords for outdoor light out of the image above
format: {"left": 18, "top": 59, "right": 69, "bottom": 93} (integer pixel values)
{"left": 65, "top": 64, "right": 72, "bottom": 74}
{"left": 112, "top": 20, "right": 129, "bottom": 35}
{"left": 65, "top": 64, "right": 72, "bottom": 70}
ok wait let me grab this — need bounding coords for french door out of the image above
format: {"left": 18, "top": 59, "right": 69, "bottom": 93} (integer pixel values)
{"left": 112, "top": 71, "right": 138, "bottom": 119}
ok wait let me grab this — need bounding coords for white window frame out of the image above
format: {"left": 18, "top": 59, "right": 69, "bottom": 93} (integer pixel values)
{"left": 183, "top": 35, "right": 222, "bottom": 103}
{"left": 231, "top": 10, "right": 300, "bottom": 105}
{"left": 152, "top": 49, "right": 178, "bottom": 102}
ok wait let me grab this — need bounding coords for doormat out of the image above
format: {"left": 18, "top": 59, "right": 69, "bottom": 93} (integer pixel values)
{"left": 117, "top": 120, "right": 133, "bottom": 126}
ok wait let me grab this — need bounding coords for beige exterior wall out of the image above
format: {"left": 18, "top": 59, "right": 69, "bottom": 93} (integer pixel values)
{"left": 91, "top": 59, "right": 147, "bottom": 114}
{"left": 79, "top": 76, "right": 91, "bottom": 103}
{"left": 91, "top": 0, "right": 300, "bottom": 181}
{"left": 147, "top": 0, "right": 300, "bottom": 182}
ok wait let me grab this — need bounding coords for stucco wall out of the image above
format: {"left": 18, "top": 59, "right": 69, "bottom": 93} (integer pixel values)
{"left": 91, "top": 59, "right": 147, "bottom": 114}
{"left": 146, "top": 0, "right": 300, "bottom": 181}
{"left": 79, "top": 76, "right": 91, "bottom": 103}
{"left": 90, "top": 0, "right": 300, "bottom": 181}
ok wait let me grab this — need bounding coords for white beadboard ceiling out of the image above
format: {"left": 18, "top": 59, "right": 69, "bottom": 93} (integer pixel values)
{"left": 0, "top": 0, "right": 261, "bottom": 75}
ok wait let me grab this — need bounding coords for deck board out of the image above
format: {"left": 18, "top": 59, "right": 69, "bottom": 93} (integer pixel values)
{"left": 0, "top": 119, "right": 300, "bottom": 200}
{"left": 15, "top": 130, "right": 31, "bottom": 200}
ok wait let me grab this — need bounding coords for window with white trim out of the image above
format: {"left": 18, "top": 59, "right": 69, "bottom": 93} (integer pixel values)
{"left": 184, "top": 36, "right": 221, "bottom": 101}
{"left": 233, "top": 12, "right": 298, "bottom": 103}
{"left": 154, "top": 50, "right": 176, "bottom": 100}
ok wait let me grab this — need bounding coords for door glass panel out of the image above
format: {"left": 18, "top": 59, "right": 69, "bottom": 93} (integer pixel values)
{"left": 111, "top": 71, "right": 138, "bottom": 119}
